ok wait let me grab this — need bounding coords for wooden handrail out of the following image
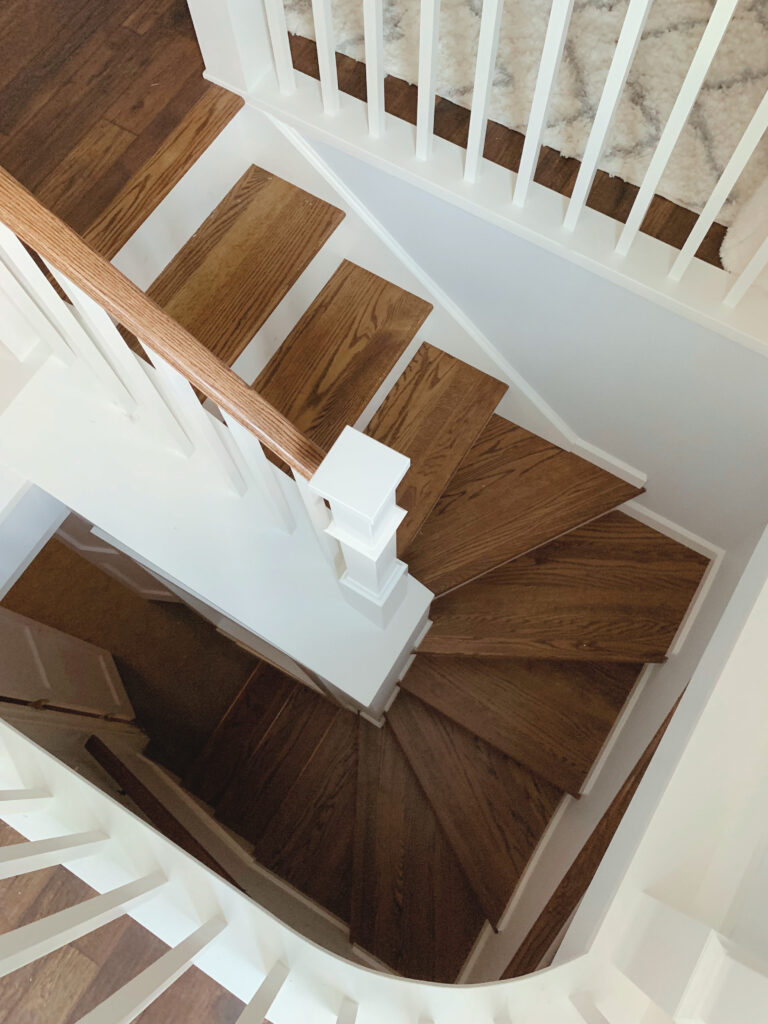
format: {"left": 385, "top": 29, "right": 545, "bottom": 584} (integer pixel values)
{"left": 0, "top": 167, "right": 325, "bottom": 479}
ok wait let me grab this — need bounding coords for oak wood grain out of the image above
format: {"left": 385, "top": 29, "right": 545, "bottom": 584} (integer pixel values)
{"left": 421, "top": 511, "right": 710, "bottom": 661}
{"left": 365, "top": 343, "right": 506, "bottom": 553}
{"left": 387, "top": 690, "right": 562, "bottom": 924}
{"left": 407, "top": 415, "right": 643, "bottom": 595}
{"left": 401, "top": 654, "right": 642, "bottom": 794}
{"left": 254, "top": 260, "right": 432, "bottom": 454}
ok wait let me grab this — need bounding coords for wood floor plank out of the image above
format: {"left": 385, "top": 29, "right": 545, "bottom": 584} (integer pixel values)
{"left": 421, "top": 511, "right": 710, "bottom": 661}
{"left": 254, "top": 261, "right": 432, "bottom": 454}
{"left": 401, "top": 654, "right": 641, "bottom": 794}
{"left": 146, "top": 165, "right": 345, "bottom": 366}
{"left": 254, "top": 709, "right": 358, "bottom": 922}
{"left": 387, "top": 691, "right": 561, "bottom": 924}
{"left": 365, "top": 343, "right": 506, "bottom": 553}
{"left": 407, "top": 415, "right": 643, "bottom": 594}
{"left": 351, "top": 718, "right": 485, "bottom": 981}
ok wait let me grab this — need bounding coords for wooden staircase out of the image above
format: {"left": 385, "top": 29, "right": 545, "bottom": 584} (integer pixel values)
{"left": 132, "top": 162, "right": 709, "bottom": 982}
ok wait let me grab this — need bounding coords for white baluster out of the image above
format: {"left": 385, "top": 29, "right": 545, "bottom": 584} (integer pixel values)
{"left": 337, "top": 997, "right": 359, "bottom": 1024}
{"left": 0, "top": 259, "right": 72, "bottom": 363}
{"left": 0, "top": 830, "right": 108, "bottom": 879}
{"left": 513, "top": 0, "right": 575, "bottom": 208}
{"left": 363, "top": 0, "right": 386, "bottom": 137}
{"left": 670, "top": 91, "right": 768, "bottom": 282}
{"left": 292, "top": 468, "right": 345, "bottom": 569}
{"left": 73, "top": 916, "right": 227, "bottom": 1024}
{"left": 616, "top": 0, "right": 740, "bottom": 257}
{"left": 263, "top": 0, "right": 296, "bottom": 95}
{"left": 416, "top": 0, "right": 441, "bottom": 160}
{"left": 723, "top": 233, "right": 768, "bottom": 309}
{"left": 464, "top": 0, "right": 505, "bottom": 183}
{"left": 0, "top": 787, "right": 52, "bottom": 812}
{"left": 236, "top": 960, "right": 290, "bottom": 1022}
{"left": 220, "top": 410, "right": 295, "bottom": 530}
{"left": 562, "top": 0, "right": 654, "bottom": 233}
{"left": 309, "top": 426, "right": 410, "bottom": 628}
{"left": 311, "top": 0, "right": 340, "bottom": 115}
{"left": 0, "top": 871, "right": 166, "bottom": 977}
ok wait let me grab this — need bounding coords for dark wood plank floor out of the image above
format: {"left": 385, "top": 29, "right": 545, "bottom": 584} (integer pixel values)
{"left": 289, "top": 35, "right": 726, "bottom": 269}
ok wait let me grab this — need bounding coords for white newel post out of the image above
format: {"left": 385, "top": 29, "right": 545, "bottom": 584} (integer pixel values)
{"left": 309, "top": 427, "right": 410, "bottom": 629}
{"left": 185, "top": 0, "right": 275, "bottom": 93}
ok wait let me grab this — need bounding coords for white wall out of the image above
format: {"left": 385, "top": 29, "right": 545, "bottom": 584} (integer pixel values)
{"left": 308, "top": 140, "right": 768, "bottom": 553}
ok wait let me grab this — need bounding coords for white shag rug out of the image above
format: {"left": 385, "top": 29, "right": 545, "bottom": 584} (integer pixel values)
{"left": 285, "top": 0, "right": 768, "bottom": 280}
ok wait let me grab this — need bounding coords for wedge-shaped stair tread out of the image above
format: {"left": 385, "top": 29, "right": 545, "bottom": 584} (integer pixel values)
{"left": 146, "top": 165, "right": 345, "bottom": 365}
{"left": 366, "top": 343, "right": 507, "bottom": 553}
{"left": 254, "top": 261, "right": 432, "bottom": 453}
{"left": 183, "top": 663, "right": 295, "bottom": 807}
{"left": 407, "top": 416, "right": 643, "bottom": 594}
{"left": 387, "top": 691, "right": 561, "bottom": 924}
{"left": 421, "top": 511, "right": 709, "bottom": 661}
{"left": 352, "top": 718, "right": 484, "bottom": 982}
{"left": 401, "top": 655, "right": 642, "bottom": 793}
{"left": 254, "top": 709, "right": 358, "bottom": 923}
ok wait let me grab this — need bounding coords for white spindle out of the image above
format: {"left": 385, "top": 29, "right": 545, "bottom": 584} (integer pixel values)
{"left": 220, "top": 410, "right": 295, "bottom": 530}
{"left": 236, "top": 960, "right": 290, "bottom": 1022}
{"left": 311, "top": 0, "right": 340, "bottom": 115}
{"left": 723, "top": 233, "right": 768, "bottom": 308}
{"left": 0, "top": 787, "right": 52, "bottom": 811}
{"left": 363, "top": 0, "right": 386, "bottom": 137}
{"left": 0, "top": 871, "right": 166, "bottom": 977}
{"left": 337, "top": 997, "right": 359, "bottom": 1024}
{"left": 416, "top": 0, "right": 441, "bottom": 160}
{"left": 0, "top": 260, "right": 72, "bottom": 364}
{"left": 616, "top": 0, "right": 740, "bottom": 257}
{"left": 263, "top": 0, "right": 296, "bottom": 95}
{"left": 562, "top": 0, "right": 653, "bottom": 232}
{"left": 464, "top": 0, "right": 505, "bottom": 183}
{"left": 292, "top": 468, "right": 345, "bottom": 569}
{"left": 513, "top": 0, "right": 575, "bottom": 208}
{"left": 670, "top": 92, "right": 768, "bottom": 282}
{"left": 309, "top": 426, "right": 410, "bottom": 627}
{"left": 74, "top": 916, "right": 227, "bottom": 1024}
{"left": 0, "top": 830, "right": 108, "bottom": 879}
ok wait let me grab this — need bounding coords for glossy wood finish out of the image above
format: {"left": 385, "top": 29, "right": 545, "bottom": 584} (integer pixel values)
{"left": 401, "top": 654, "right": 642, "bottom": 794}
{"left": 147, "top": 165, "right": 345, "bottom": 368}
{"left": 351, "top": 718, "right": 485, "bottom": 981}
{"left": 407, "top": 415, "right": 643, "bottom": 594}
{"left": 365, "top": 343, "right": 506, "bottom": 553}
{"left": 387, "top": 691, "right": 561, "bottom": 924}
{"left": 422, "top": 511, "right": 710, "bottom": 660}
{"left": 254, "top": 261, "right": 432, "bottom": 454}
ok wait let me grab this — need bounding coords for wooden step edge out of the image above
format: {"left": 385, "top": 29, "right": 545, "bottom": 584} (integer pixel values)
{"left": 349, "top": 717, "right": 383, "bottom": 951}
{"left": 418, "top": 634, "right": 668, "bottom": 664}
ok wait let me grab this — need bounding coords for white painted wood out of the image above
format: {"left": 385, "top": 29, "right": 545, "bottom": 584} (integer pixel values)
{"left": 562, "top": 0, "right": 654, "bottom": 232}
{"left": 291, "top": 467, "right": 344, "bottom": 568}
{"left": 236, "top": 960, "right": 290, "bottom": 1022}
{"left": 363, "top": 0, "right": 386, "bottom": 138}
{"left": 569, "top": 994, "right": 610, "bottom": 1024}
{"left": 263, "top": 0, "right": 296, "bottom": 95}
{"left": 185, "top": 0, "right": 273, "bottom": 92}
{"left": 616, "top": 0, "right": 740, "bottom": 256}
{"left": 723, "top": 233, "right": 768, "bottom": 309}
{"left": 220, "top": 410, "right": 295, "bottom": 530}
{"left": 416, "top": 0, "right": 441, "bottom": 160}
{"left": 336, "top": 997, "right": 359, "bottom": 1024}
{"left": 0, "top": 787, "right": 52, "bottom": 811}
{"left": 0, "top": 261, "right": 68, "bottom": 363}
{"left": 670, "top": 92, "right": 768, "bottom": 282}
{"left": 311, "top": 0, "right": 340, "bottom": 115}
{"left": 0, "top": 476, "right": 68, "bottom": 600}
{"left": 0, "top": 871, "right": 166, "bottom": 977}
{"left": 513, "top": 0, "right": 575, "bottom": 209}
{"left": 464, "top": 0, "right": 505, "bottom": 183}
{"left": 0, "top": 830, "right": 108, "bottom": 878}
{"left": 74, "top": 916, "right": 227, "bottom": 1024}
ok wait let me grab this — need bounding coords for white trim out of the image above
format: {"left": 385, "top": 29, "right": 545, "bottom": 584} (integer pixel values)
{"left": 455, "top": 920, "right": 496, "bottom": 984}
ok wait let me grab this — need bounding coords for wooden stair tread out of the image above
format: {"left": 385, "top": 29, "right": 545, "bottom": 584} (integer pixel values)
{"left": 406, "top": 415, "right": 644, "bottom": 594}
{"left": 365, "top": 343, "right": 507, "bottom": 553}
{"left": 351, "top": 718, "right": 485, "bottom": 982}
{"left": 254, "top": 709, "right": 358, "bottom": 923}
{"left": 182, "top": 663, "right": 294, "bottom": 807}
{"left": 254, "top": 260, "right": 432, "bottom": 455}
{"left": 146, "top": 165, "right": 345, "bottom": 365}
{"left": 387, "top": 691, "right": 561, "bottom": 924}
{"left": 401, "top": 654, "right": 642, "bottom": 794}
{"left": 421, "top": 511, "right": 709, "bottom": 661}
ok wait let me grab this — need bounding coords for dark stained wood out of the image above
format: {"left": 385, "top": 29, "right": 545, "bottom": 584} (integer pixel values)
{"left": 255, "top": 709, "right": 358, "bottom": 922}
{"left": 147, "top": 165, "right": 345, "bottom": 367}
{"left": 407, "top": 415, "right": 643, "bottom": 595}
{"left": 387, "top": 691, "right": 562, "bottom": 925}
{"left": 183, "top": 662, "right": 295, "bottom": 806}
{"left": 255, "top": 261, "right": 432, "bottom": 454}
{"left": 421, "top": 511, "right": 710, "bottom": 661}
{"left": 289, "top": 35, "right": 727, "bottom": 269}
{"left": 401, "top": 654, "right": 642, "bottom": 794}
{"left": 366, "top": 343, "right": 507, "bottom": 553}
{"left": 351, "top": 718, "right": 485, "bottom": 981}
{"left": 503, "top": 699, "right": 680, "bottom": 978}
{"left": 84, "top": 735, "right": 238, "bottom": 885}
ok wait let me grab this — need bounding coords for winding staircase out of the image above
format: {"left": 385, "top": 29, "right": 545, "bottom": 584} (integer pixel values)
{"left": 107, "top": 162, "right": 710, "bottom": 982}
